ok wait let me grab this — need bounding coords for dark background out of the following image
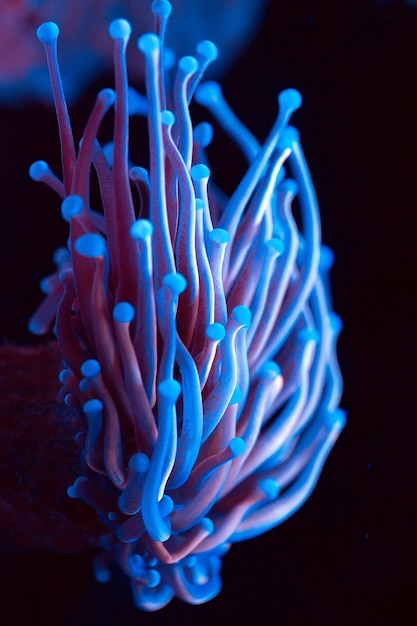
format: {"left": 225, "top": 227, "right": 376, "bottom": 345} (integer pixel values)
{"left": 0, "top": 0, "right": 416, "bottom": 624}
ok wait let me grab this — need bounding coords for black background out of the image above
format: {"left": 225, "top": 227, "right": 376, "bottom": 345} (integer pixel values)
{"left": 0, "top": 0, "right": 416, "bottom": 624}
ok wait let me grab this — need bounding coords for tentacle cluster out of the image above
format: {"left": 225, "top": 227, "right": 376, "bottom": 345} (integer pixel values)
{"left": 29, "top": 0, "right": 344, "bottom": 611}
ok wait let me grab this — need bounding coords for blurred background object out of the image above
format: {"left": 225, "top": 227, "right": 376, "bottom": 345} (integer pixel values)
{"left": 0, "top": 0, "right": 268, "bottom": 102}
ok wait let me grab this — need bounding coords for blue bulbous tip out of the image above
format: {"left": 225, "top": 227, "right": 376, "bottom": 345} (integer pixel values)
{"left": 162, "top": 272, "right": 187, "bottom": 295}
{"left": 63, "top": 393, "right": 74, "bottom": 407}
{"left": 194, "top": 122, "right": 213, "bottom": 147}
{"left": 206, "top": 322, "right": 226, "bottom": 342}
{"left": 108, "top": 19, "right": 132, "bottom": 43}
{"left": 67, "top": 485, "right": 77, "bottom": 499}
{"left": 178, "top": 55, "right": 199, "bottom": 75}
{"left": 330, "top": 313, "right": 343, "bottom": 335}
{"left": 190, "top": 163, "right": 211, "bottom": 180}
{"left": 229, "top": 437, "right": 246, "bottom": 457}
{"left": 194, "top": 81, "right": 222, "bottom": 105}
{"left": 259, "top": 477, "right": 280, "bottom": 500}
{"left": 98, "top": 88, "right": 116, "bottom": 108}
{"left": 130, "top": 218, "right": 153, "bottom": 240}
{"left": 78, "top": 379, "right": 90, "bottom": 393}
{"left": 201, "top": 518, "right": 214, "bottom": 535}
{"left": 320, "top": 245, "right": 335, "bottom": 272}
{"left": 281, "top": 125, "right": 299, "bottom": 147}
{"left": 93, "top": 558, "right": 112, "bottom": 583}
{"left": 113, "top": 301, "right": 135, "bottom": 323}
{"left": 81, "top": 360, "right": 101, "bottom": 378}
{"left": 325, "top": 408, "right": 347, "bottom": 431}
{"left": 75, "top": 233, "right": 107, "bottom": 257}
{"left": 258, "top": 360, "right": 282, "bottom": 378}
{"left": 39, "top": 277, "right": 51, "bottom": 295}
{"left": 129, "top": 166, "right": 149, "bottom": 181}
{"left": 278, "top": 88, "right": 302, "bottom": 113}
{"left": 267, "top": 238, "right": 285, "bottom": 256}
{"left": 29, "top": 160, "right": 48, "bottom": 181}
{"left": 53, "top": 247, "right": 69, "bottom": 266}
{"left": 129, "top": 452, "right": 150, "bottom": 473}
{"left": 161, "top": 110, "right": 175, "bottom": 126}
{"left": 138, "top": 33, "right": 160, "bottom": 55}
{"left": 27, "top": 318, "right": 43, "bottom": 336}
{"left": 233, "top": 305, "right": 252, "bottom": 328}
{"left": 280, "top": 178, "right": 298, "bottom": 196}
{"left": 196, "top": 40, "right": 218, "bottom": 63}
{"left": 210, "top": 228, "right": 230, "bottom": 245}
{"left": 58, "top": 368, "right": 72, "bottom": 384}
{"left": 158, "top": 379, "right": 181, "bottom": 402}
{"left": 159, "top": 495, "right": 174, "bottom": 517}
{"left": 61, "top": 195, "right": 83, "bottom": 222}
{"left": 37, "top": 22, "right": 59, "bottom": 44}
{"left": 298, "top": 327, "right": 320, "bottom": 345}
{"left": 83, "top": 399, "right": 103, "bottom": 419}
{"left": 129, "top": 555, "right": 145, "bottom": 569}
{"left": 147, "top": 570, "right": 161, "bottom": 589}
{"left": 152, "top": 0, "right": 172, "bottom": 18}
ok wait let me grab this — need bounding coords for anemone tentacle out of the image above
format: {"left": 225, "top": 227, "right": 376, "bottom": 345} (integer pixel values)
{"left": 30, "top": 1, "right": 344, "bottom": 611}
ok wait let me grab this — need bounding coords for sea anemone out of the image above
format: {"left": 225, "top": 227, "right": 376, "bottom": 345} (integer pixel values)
{"left": 27, "top": 0, "right": 344, "bottom": 610}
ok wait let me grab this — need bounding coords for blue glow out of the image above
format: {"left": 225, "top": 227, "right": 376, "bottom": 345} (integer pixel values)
{"left": 29, "top": 1, "right": 344, "bottom": 611}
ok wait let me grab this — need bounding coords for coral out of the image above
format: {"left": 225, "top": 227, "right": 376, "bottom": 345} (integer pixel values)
{"left": 0, "top": 342, "right": 103, "bottom": 552}
{"left": 23, "top": 0, "right": 344, "bottom": 610}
